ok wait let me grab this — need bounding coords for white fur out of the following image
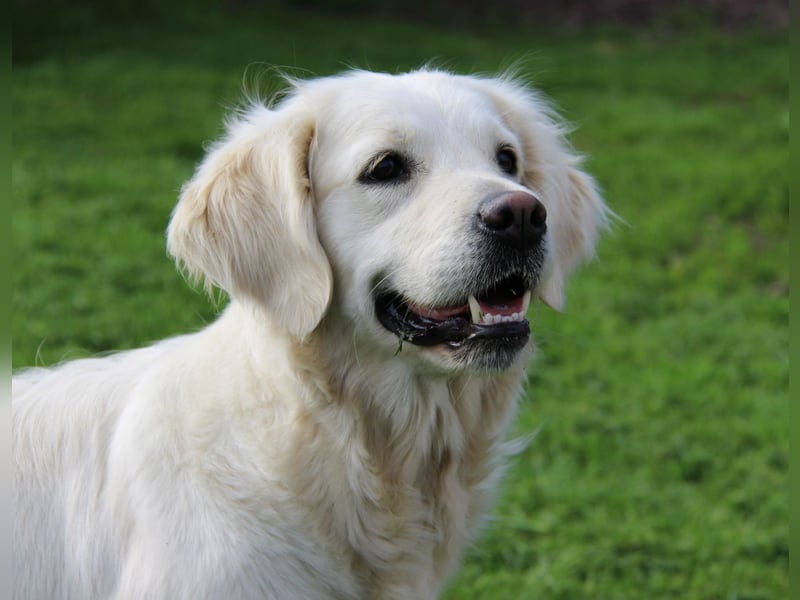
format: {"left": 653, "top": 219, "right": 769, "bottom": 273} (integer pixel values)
{"left": 13, "top": 69, "right": 608, "bottom": 599}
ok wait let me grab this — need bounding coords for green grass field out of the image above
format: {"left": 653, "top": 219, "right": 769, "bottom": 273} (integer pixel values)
{"left": 12, "top": 5, "right": 788, "bottom": 598}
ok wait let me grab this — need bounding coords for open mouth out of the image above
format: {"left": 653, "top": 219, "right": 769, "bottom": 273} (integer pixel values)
{"left": 375, "top": 273, "right": 533, "bottom": 347}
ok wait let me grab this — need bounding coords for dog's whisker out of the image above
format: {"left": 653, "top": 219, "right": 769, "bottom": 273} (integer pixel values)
{"left": 368, "top": 270, "right": 399, "bottom": 298}
{"left": 351, "top": 327, "right": 362, "bottom": 369}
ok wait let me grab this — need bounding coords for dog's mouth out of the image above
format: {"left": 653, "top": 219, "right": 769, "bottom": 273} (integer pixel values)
{"left": 375, "top": 273, "right": 532, "bottom": 348}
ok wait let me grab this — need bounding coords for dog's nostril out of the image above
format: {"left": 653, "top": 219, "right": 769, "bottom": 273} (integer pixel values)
{"left": 530, "top": 201, "right": 547, "bottom": 228}
{"left": 478, "top": 192, "right": 546, "bottom": 249}
{"left": 480, "top": 204, "right": 516, "bottom": 231}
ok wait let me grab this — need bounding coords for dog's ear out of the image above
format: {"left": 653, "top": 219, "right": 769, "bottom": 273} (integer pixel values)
{"left": 167, "top": 101, "right": 332, "bottom": 339}
{"left": 537, "top": 164, "right": 608, "bottom": 311}
{"left": 466, "top": 75, "right": 610, "bottom": 310}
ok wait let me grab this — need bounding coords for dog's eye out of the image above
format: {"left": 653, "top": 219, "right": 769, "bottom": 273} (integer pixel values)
{"left": 496, "top": 147, "right": 518, "bottom": 176}
{"left": 360, "top": 153, "right": 410, "bottom": 184}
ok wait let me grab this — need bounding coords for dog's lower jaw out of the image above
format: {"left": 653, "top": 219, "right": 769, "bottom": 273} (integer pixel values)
{"left": 439, "top": 331, "right": 532, "bottom": 372}
{"left": 396, "top": 332, "right": 533, "bottom": 376}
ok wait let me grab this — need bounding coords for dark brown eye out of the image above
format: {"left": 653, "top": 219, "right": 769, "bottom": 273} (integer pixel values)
{"left": 361, "top": 153, "right": 410, "bottom": 184}
{"left": 496, "top": 147, "right": 518, "bottom": 176}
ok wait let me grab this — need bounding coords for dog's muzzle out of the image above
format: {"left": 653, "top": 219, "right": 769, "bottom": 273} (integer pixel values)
{"left": 374, "top": 191, "right": 546, "bottom": 356}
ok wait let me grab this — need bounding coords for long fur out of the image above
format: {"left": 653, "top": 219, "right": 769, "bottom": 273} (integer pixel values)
{"left": 13, "top": 68, "right": 608, "bottom": 599}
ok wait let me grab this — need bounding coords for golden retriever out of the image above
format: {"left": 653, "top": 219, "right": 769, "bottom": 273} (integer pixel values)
{"left": 13, "top": 68, "right": 608, "bottom": 599}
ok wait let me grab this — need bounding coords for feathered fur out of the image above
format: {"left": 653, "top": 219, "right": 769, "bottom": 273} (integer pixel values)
{"left": 13, "top": 68, "right": 607, "bottom": 599}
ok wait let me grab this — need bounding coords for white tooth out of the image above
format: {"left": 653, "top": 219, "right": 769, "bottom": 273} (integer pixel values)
{"left": 511, "top": 312, "right": 520, "bottom": 321}
{"left": 483, "top": 314, "right": 495, "bottom": 325}
{"left": 521, "top": 290, "right": 532, "bottom": 315}
{"left": 468, "top": 295, "right": 482, "bottom": 323}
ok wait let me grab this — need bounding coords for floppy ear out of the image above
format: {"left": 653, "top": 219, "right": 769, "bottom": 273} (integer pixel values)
{"left": 466, "top": 75, "right": 609, "bottom": 310}
{"left": 167, "top": 101, "right": 332, "bottom": 339}
{"left": 537, "top": 164, "right": 608, "bottom": 311}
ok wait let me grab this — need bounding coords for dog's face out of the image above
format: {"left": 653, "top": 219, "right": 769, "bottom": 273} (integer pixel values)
{"left": 168, "top": 70, "right": 607, "bottom": 373}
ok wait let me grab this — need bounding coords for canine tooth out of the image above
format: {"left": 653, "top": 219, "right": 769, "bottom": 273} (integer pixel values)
{"left": 468, "top": 295, "right": 482, "bottom": 323}
{"left": 522, "top": 290, "right": 532, "bottom": 315}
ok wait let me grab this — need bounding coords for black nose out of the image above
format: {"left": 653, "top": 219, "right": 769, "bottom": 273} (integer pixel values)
{"left": 477, "top": 191, "right": 547, "bottom": 249}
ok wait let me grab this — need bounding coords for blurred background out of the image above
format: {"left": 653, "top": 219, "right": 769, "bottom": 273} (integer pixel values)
{"left": 12, "top": 1, "right": 788, "bottom": 598}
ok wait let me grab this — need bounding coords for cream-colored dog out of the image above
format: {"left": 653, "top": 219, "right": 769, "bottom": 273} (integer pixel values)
{"left": 13, "top": 69, "right": 608, "bottom": 599}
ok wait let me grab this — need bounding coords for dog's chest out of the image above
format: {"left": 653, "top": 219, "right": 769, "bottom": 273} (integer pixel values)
{"left": 310, "top": 379, "right": 510, "bottom": 597}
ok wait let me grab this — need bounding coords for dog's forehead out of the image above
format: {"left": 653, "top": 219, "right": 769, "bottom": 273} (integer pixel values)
{"left": 306, "top": 72, "right": 511, "bottom": 162}
{"left": 325, "top": 74, "right": 498, "bottom": 128}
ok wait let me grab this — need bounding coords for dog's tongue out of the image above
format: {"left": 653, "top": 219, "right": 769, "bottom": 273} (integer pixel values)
{"left": 476, "top": 295, "right": 527, "bottom": 316}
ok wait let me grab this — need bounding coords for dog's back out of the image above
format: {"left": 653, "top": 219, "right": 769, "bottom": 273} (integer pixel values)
{"left": 14, "top": 349, "right": 158, "bottom": 598}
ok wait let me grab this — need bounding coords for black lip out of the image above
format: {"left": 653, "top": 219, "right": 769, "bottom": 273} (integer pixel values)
{"left": 375, "top": 291, "right": 530, "bottom": 348}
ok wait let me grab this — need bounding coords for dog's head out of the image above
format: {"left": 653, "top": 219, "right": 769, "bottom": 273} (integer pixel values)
{"left": 168, "top": 69, "right": 608, "bottom": 373}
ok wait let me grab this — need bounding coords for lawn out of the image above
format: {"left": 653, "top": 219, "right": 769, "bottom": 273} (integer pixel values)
{"left": 12, "top": 4, "right": 788, "bottom": 598}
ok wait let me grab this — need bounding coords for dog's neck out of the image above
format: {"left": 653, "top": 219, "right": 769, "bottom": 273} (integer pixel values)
{"left": 226, "top": 301, "right": 529, "bottom": 482}
{"left": 291, "top": 309, "right": 530, "bottom": 585}
{"left": 305, "top": 313, "right": 527, "bottom": 476}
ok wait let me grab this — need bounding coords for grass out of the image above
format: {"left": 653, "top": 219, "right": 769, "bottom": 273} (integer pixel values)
{"left": 12, "top": 5, "right": 788, "bottom": 598}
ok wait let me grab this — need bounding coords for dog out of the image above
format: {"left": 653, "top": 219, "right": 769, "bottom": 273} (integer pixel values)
{"left": 13, "top": 68, "right": 608, "bottom": 599}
